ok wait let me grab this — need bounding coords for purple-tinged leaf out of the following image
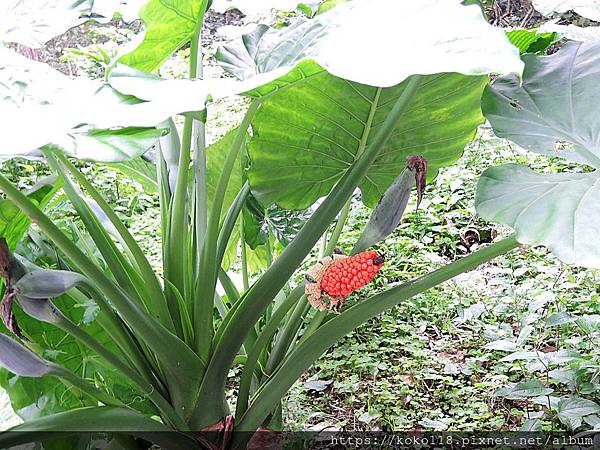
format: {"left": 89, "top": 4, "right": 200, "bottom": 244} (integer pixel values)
{"left": 14, "top": 270, "right": 87, "bottom": 299}
{"left": 0, "top": 333, "right": 53, "bottom": 377}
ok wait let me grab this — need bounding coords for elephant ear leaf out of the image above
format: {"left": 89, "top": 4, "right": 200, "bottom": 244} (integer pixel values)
{"left": 476, "top": 41, "right": 600, "bottom": 269}
{"left": 0, "top": 334, "right": 53, "bottom": 377}
{"left": 216, "top": 0, "right": 522, "bottom": 209}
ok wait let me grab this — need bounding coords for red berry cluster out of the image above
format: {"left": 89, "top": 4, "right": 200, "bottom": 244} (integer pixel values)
{"left": 320, "top": 251, "right": 384, "bottom": 297}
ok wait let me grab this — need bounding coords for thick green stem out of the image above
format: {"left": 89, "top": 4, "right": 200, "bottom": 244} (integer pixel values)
{"left": 325, "top": 198, "right": 351, "bottom": 255}
{"left": 190, "top": 76, "right": 424, "bottom": 429}
{"left": 235, "top": 285, "right": 304, "bottom": 420}
{"left": 234, "top": 234, "right": 519, "bottom": 441}
{"left": 240, "top": 217, "right": 250, "bottom": 291}
{"left": 192, "top": 27, "right": 208, "bottom": 273}
{"left": 166, "top": 22, "right": 205, "bottom": 308}
{"left": 58, "top": 316, "right": 187, "bottom": 430}
{"left": 53, "top": 153, "right": 175, "bottom": 333}
{"left": 193, "top": 101, "right": 260, "bottom": 359}
{"left": 0, "top": 173, "right": 204, "bottom": 421}
{"left": 263, "top": 289, "right": 306, "bottom": 376}
{"left": 51, "top": 366, "right": 124, "bottom": 408}
{"left": 300, "top": 198, "right": 353, "bottom": 345}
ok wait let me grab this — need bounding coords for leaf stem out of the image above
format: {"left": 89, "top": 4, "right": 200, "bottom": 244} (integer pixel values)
{"left": 0, "top": 173, "right": 205, "bottom": 421}
{"left": 235, "top": 234, "right": 519, "bottom": 438}
{"left": 52, "top": 152, "right": 175, "bottom": 332}
{"left": 191, "top": 76, "right": 425, "bottom": 429}
{"left": 193, "top": 100, "right": 260, "bottom": 359}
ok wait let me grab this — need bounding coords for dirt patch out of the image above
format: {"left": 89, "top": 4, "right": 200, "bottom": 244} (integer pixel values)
{"left": 486, "top": 0, "right": 600, "bottom": 28}
{"left": 10, "top": 9, "right": 244, "bottom": 76}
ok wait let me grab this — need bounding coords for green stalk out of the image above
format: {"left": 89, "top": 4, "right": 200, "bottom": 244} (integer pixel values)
{"left": 166, "top": 26, "right": 204, "bottom": 305}
{"left": 216, "top": 182, "right": 250, "bottom": 266}
{"left": 191, "top": 75, "right": 423, "bottom": 429}
{"left": 240, "top": 219, "right": 250, "bottom": 292}
{"left": 239, "top": 126, "right": 251, "bottom": 292}
{"left": 192, "top": 26, "right": 208, "bottom": 276}
{"left": 299, "top": 198, "right": 353, "bottom": 346}
{"left": 263, "top": 288, "right": 306, "bottom": 377}
{"left": 0, "top": 174, "right": 205, "bottom": 420}
{"left": 53, "top": 153, "right": 175, "bottom": 332}
{"left": 218, "top": 268, "right": 240, "bottom": 303}
{"left": 58, "top": 316, "right": 187, "bottom": 430}
{"left": 71, "top": 286, "right": 164, "bottom": 394}
{"left": 51, "top": 366, "right": 124, "bottom": 408}
{"left": 325, "top": 198, "right": 351, "bottom": 255}
{"left": 234, "top": 234, "right": 519, "bottom": 440}
{"left": 235, "top": 285, "right": 304, "bottom": 420}
{"left": 193, "top": 101, "right": 260, "bottom": 359}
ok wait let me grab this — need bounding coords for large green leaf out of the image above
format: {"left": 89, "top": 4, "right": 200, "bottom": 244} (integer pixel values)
{"left": 481, "top": 41, "right": 600, "bottom": 168}
{"left": 111, "top": 0, "right": 522, "bottom": 116}
{"left": 505, "top": 29, "right": 559, "bottom": 54}
{"left": 476, "top": 165, "right": 600, "bottom": 268}
{"left": 532, "top": 0, "right": 600, "bottom": 21}
{"left": 120, "top": 0, "right": 208, "bottom": 72}
{"left": 216, "top": 0, "right": 522, "bottom": 93}
{"left": 214, "top": 0, "right": 523, "bottom": 209}
{"left": 248, "top": 72, "right": 488, "bottom": 209}
{"left": 476, "top": 41, "right": 600, "bottom": 269}
{"left": 106, "top": 0, "right": 521, "bottom": 164}
{"left": 0, "top": 49, "right": 166, "bottom": 162}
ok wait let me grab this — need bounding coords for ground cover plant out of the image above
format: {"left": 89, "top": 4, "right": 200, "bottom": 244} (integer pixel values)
{"left": 2, "top": 0, "right": 600, "bottom": 448}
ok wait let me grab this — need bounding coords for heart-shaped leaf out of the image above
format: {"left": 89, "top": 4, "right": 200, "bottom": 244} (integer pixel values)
{"left": 476, "top": 165, "right": 600, "bottom": 268}
{"left": 215, "top": 1, "right": 521, "bottom": 209}
{"left": 217, "top": 0, "right": 522, "bottom": 91}
{"left": 481, "top": 41, "right": 600, "bottom": 168}
{"left": 0, "top": 334, "right": 53, "bottom": 377}
{"left": 476, "top": 41, "right": 600, "bottom": 268}
{"left": 120, "top": 0, "right": 209, "bottom": 72}
{"left": 248, "top": 72, "right": 488, "bottom": 209}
